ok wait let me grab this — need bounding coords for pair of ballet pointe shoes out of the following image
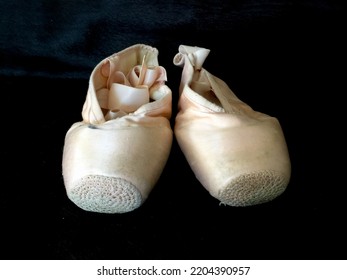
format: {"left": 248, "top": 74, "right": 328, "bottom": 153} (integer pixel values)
{"left": 62, "top": 44, "right": 291, "bottom": 214}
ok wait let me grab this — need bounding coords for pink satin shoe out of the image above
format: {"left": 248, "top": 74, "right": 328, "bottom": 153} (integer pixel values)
{"left": 62, "top": 44, "right": 173, "bottom": 213}
{"left": 173, "top": 45, "right": 291, "bottom": 206}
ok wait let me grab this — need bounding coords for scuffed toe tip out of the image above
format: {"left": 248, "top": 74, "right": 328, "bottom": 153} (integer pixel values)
{"left": 67, "top": 175, "right": 143, "bottom": 213}
{"left": 217, "top": 170, "right": 289, "bottom": 207}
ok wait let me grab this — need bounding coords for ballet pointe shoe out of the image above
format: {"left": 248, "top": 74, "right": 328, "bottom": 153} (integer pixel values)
{"left": 173, "top": 45, "right": 291, "bottom": 206}
{"left": 62, "top": 44, "right": 173, "bottom": 213}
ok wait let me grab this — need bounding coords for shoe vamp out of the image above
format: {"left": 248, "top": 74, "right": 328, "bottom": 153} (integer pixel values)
{"left": 175, "top": 116, "right": 290, "bottom": 193}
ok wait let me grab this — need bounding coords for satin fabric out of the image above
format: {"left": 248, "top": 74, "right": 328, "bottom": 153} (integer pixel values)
{"left": 62, "top": 44, "right": 173, "bottom": 213}
{"left": 174, "top": 45, "right": 291, "bottom": 206}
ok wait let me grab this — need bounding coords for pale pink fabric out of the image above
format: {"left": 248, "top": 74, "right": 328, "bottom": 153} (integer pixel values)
{"left": 174, "top": 45, "right": 291, "bottom": 206}
{"left": 62, "top": 44, "right": 173, "bottom": 213}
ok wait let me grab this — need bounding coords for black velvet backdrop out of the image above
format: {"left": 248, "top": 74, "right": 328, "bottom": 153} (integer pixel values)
{"left": 0, "top": 0, "right": 345, "bottom": 260}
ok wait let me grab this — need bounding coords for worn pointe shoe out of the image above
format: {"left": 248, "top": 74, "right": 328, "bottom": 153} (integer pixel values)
{"left": 62, "top": 44, "right": 173, "bottom": 213}
{"left": 173, "top": 45, "right": 291, "bottom": 206}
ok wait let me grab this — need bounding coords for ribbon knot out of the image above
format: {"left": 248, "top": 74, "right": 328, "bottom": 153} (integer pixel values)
{"left": 173, "top": 45, "right": 210, "bottom": 70}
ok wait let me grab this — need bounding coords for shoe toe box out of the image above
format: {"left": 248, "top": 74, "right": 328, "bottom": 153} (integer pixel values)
{"left": 217, "top": 170, "right": 288, "bottom": 207}
{"left": 67, "top": 175, "right": 142, "bottom": 214}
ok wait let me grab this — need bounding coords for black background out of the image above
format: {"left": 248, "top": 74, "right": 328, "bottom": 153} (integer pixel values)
{"left": 0, "top": 0, "right": 345, "bottom": 260}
